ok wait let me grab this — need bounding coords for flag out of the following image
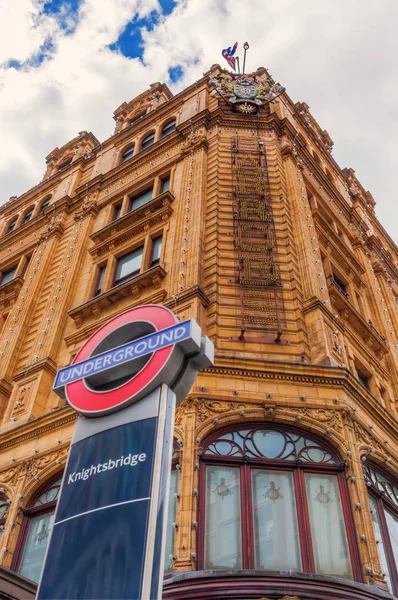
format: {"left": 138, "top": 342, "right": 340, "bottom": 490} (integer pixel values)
{"left": 222, "top": 42, "right": 238, "bottom": 70}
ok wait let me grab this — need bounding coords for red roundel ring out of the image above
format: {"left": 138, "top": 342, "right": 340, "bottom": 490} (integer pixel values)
{"left": 65, "top": 305, "right": 178, "bottom": 415}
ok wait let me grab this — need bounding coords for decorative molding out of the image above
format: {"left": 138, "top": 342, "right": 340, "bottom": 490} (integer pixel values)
{"left": 164, "top": 285, "right": 210, "bottom": 309}
{"left": 0, "top": 277, "right": 24, "bottom": 313}
{"left": 67, "top": 269, "right": 167, "bottom": 327}
{"left": 0, "top": 407, "right": 75, "bottom": 453}
{"left": 65, "top": 288, "right": 167, "bottom": 345}
{"left": 89, "top": 192, "right": 174, "bottom": 256}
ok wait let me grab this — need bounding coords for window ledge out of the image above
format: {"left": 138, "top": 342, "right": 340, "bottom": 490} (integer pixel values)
{"left": 327, "top": 278, "right": 389, "bottom": 357}
{"left": 163, "top": 570, "right": 393, "bottom": 600}
{"left": 89, "top": 191, "right": 174, "bottom": 257}
{"left": 0, "top": 276, "right": 23, "bottom": 312}
{"left": 68, "top": 265, "right": 167, "bottom": 327}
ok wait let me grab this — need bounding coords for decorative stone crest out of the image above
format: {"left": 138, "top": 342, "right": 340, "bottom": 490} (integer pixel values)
{"left": 210, "top": 72, "right": 285, "bottom": 113}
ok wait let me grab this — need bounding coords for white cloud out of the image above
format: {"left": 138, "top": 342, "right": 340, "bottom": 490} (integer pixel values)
{"left": 0, "top": 0, "right": 397, "bottom": 243}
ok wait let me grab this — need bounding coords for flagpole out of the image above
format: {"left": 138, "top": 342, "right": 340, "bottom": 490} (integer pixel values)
{"left": 236, "top": 56, "right": 241, "bottom": 74}
{"left": 243, "top": 42, "right": 249, "bottom": 74}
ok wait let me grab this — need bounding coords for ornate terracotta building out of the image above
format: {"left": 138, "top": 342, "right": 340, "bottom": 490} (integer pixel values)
{"left": 0, "top": 64, "right": 397, "bottom": 600}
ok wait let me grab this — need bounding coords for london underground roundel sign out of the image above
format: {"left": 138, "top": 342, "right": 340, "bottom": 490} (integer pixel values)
{"left": 54, "top": 305, "right": 202, "bottom": 417}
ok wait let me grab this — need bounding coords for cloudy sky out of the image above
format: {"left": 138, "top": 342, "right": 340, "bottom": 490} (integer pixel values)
{"left": 1, "top": 0, "right": 397, "bottom": 243}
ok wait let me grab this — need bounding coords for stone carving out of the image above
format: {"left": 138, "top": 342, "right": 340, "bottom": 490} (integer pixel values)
{"left": 175, "top": 396, "right": 248, "bottom": 425}
{"left": 210, "top": 72, "right": 285, "bottom": 113}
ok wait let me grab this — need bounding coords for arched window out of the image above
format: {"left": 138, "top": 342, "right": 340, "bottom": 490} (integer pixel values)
{"left": 14, "top": 475, "right": 62, "bottom": 583}
{"left": 39, "top": 196, "right": 51, "bottom": 213}
{"left": 161, "top": 119, "right": 176, "bottom": 138}
{"left": 199, "top": 424, "right": 358, "bottom": 580}
{"left": 164, "top": 442, "right": 180, "bottom": 573}
{"left": 5, "top": 217, "right": 18, "bottom": 235}
{"left": 121, "top": 145, "right": 135, "bottom": 163}
{"left": 21, "top": 207, "right": 34, "bottom": 225}
{"left": 365, "top": 463, "right": 398, "bottom": 594}
{"left": 140, "top": 132, "right": 155, "bottom": 151}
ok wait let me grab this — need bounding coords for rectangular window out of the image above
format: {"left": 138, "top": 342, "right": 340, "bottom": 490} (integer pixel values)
{"left": 20, "top": 257, "right": 31, "bottom": 278}
{"left": 94, "top": 265, "right": 106, "bottom": 296}
{"left": 164, "top": 469, "right": 179, "bottom": 573}
{"left": 205, "top": 465, "right": 242, "bottom": 569}
{"left": 369, "top": 495, "right": 392, "bottom": 591}
{"left": 252, "top": 469, "right": 301, "bottom": 571}
{"left": 18, "top": 512, "right": 55, "bottom": 583}
{"left": 304, "top": 472, "right": 353, "bottom": 580}
{"left": 150, "top": 237, "right": 162, "bottom": 267}
{"left": 333, "top": 273, "right": 348, "bottom": 297}
{"left": 1, "top": 266, "right": 17, "bottom": 286}
{"left": 129, "top": 189, "right": 153, "bottom": 212}
{"left": 357, "top": 367, "right": 370, "bottom": 391}
{"left": 112, "top": 204, "right": 122, "bottom": 222}
{"left": 114, "top": 247, "right": 143, "bottom": 285}
{"left": 160, "top": 176, "right": 170, "bottom": 193}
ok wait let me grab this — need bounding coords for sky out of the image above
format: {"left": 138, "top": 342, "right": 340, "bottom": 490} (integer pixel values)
{"left": 0, "top": 0, "right": 397, "bottom": 244}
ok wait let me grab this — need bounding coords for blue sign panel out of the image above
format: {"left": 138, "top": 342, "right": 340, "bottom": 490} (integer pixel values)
{"left": 54, "top": 320, "right": 192, "bottom": 389}
{"left": 37, "top": 417, "right": 157, "bottom": 600}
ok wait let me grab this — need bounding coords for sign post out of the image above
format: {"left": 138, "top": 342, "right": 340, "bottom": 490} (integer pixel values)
{"left": 36, "top": 305, "right": 214, "bottom": 600}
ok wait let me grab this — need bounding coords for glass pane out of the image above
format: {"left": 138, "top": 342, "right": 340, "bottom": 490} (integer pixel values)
{"left": 7, "top": 220, "right": 17, "bottom": 233}
{"left": 384, "top": 508, "right": 398, "bottom": 581}
{"left": 115, "top": 248, "right": 143, "bottom": 283}
{"left": 205, "top": 465, "right": 242, "bottom": 569}
{"left": 252, "top": 469, "right": 301, "bottom": 571}
{"left": 369, "top": 495, "right": 392, "bottom": 591}
{"left": 95, "top": 265, "right": 106, "bottom": 295}
{"left": 19, "top": 511, "right": 55, "bottom": 583}
{"left": 305, "top": 473, "right": 353, "bottom": 579}
{"left": 164, "top": 469, "right": 179, "bottom": 573}
{"left": 141, "top": 133, "right": 155, "bottom": 149}
{"left": 122, "top": 146, "right": 134, "bottom": 162}
{"left": 162, "top": 121, "right": 176, "bottom": 137}
{"left": 130, "top": 189, "right": 153, "bottom": 211}
{"left": 151, "top": 237, "right": 162, "bottom": 266}
{"left": 160, "top": 177, "right": 170, "bottom": 193}
{"left": 33, "top": 479, "right": 62, "bottom": 507}
{"left": 1, "top": 267, "right": 16, "bottom": 285}
{"left": 112, "top": 204, "right": 122, "bottom": 221}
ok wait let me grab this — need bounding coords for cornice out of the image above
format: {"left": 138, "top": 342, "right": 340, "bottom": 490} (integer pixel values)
{"left": 89, "top": 192, "right": 174, "bottom": 256}
{"left": 64, "top": 288, "right": 167, "bottom": 346}
{"left": 0, "top": 406, "right": 75, "bottom": 452}
{"left": 67, "top": 280, "right": 168, "bottom": 329}
{"left": 204, "top": 358, "right": 398, "bottom": 439}
{"left": 13, "top": 357, "right": 58, "bottom": 382}
{"left": 163, "top": 285, "right": 210, "bottom": 309}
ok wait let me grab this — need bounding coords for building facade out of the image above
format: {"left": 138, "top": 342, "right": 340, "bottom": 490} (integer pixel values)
{"left": 0, "top": 64, "right": 398, "bottom": 600}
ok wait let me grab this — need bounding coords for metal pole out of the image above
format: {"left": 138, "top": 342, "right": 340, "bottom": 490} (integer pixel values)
{"left": 242, "top": 42, "right": 249, "bottom": 74}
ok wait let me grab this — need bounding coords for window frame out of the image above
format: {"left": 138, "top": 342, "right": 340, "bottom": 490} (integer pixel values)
{"left": 114, "top": 246, "right": 144, "bottom": 286}
{"left": 39, "top": 197, "right": 51, "bottom": 213}
{"left": 6, "top": 218, "right": 18, "bottom": 235}
{"left": 12, "top": 473, "right": 62, "bottom": 580}
{"left": 129, "top": 188, "right": 153, "bottom": 212}
{"left": 365, "top": 462, "right": 398, "bottom": 594}
{"left": 150, "top": 236, "right": 162, "bottom": 268}
{"left": 140, "top": 131, "right": 155, "bottom": 151}
{"left": 197, "top": 423, "right": 361, "bottom": 580}
{"left": 161, "top": 119, "right": 176, "bottom": 138}
{"left": 121, "top": 145, "right": 135, "bottom": 163}
{"left": 93, "top": 263, "right": 107, "bottom": 297}
{"left": 21, "top": 207, "right": 34, "bottom": 225}
{"left": 0, "top": 265, "right": 17, "bottom": 286}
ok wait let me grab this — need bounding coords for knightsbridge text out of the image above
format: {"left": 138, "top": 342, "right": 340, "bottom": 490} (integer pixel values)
{"left": 67, "top": 453, "right": 147, "bottom": 484}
